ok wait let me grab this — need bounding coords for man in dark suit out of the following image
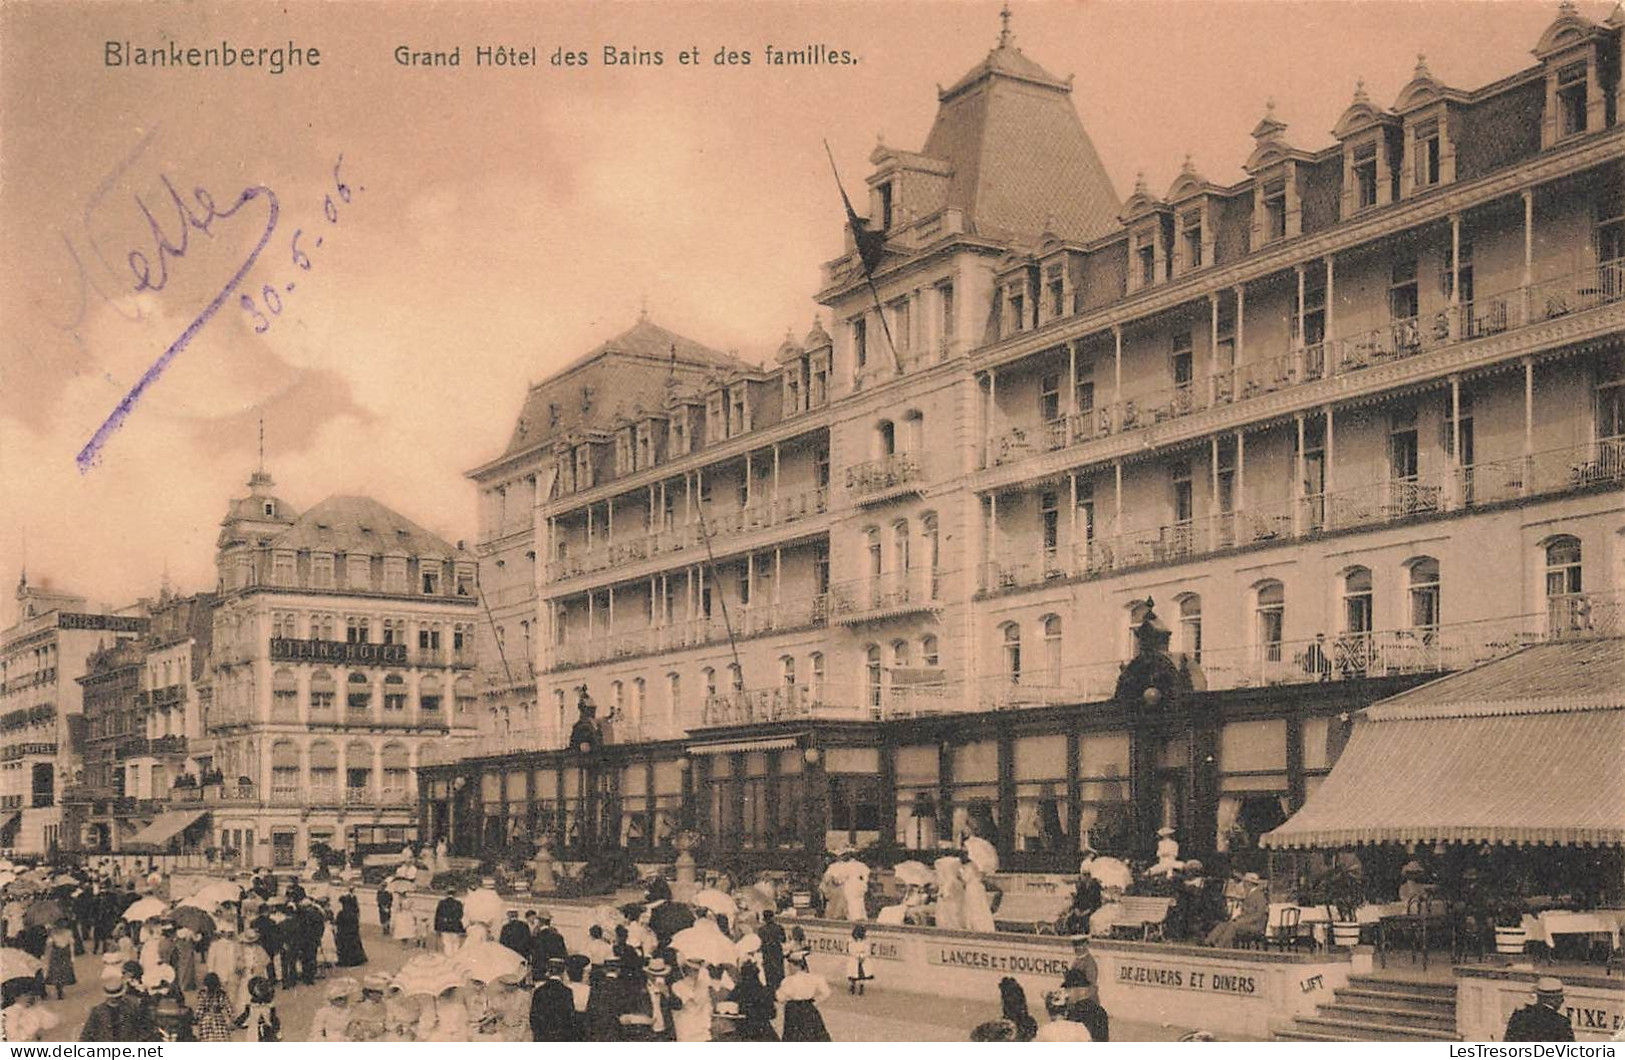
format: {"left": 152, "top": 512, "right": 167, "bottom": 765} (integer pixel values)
{"left": 528, "top": 910, "right": 568, "bottom": 970}
{"left": 529, "top": 958, "right": 578, "bottom": 1041}
{"left": 1205, "top": 872, "right": 1268, "bottom": 948}
{"left": 434, "top": 892, "right": 465, "bottom": 955}
{"left": 1504, "top": 978, "right": 1575, "bottom": 1042}
{"left": 499, "top": 909, "right": 531, "bottom": 957}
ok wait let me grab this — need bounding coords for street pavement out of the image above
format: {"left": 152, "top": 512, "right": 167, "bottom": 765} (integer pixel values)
{"left": 32, "top": 927, "right": 1212, "bottom": 1042}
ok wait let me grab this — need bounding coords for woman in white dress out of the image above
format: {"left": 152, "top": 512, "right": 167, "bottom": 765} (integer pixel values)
{"left": 839, "top": 861, "right": 870, "bottom": 922}
{"left": 933, "top": 857, "right": 965, "bottom": 930}
{"left": 960, "top": 860, "right": 997, "bottom": 934}
{"left": 391, "top": 897, "right": 418, "bottom": 945}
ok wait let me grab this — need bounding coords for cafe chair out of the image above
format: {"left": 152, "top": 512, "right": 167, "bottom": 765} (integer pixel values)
{"left": 1266, "top": 906, "right": 1315, "bottom": 953}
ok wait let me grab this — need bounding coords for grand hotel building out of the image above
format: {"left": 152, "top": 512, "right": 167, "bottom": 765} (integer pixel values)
{"left": 423, "top": 5, "right": 1625, "bottom": 874}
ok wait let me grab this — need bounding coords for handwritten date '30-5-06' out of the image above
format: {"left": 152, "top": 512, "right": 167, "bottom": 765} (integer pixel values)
{"left": 75, "top": 153, "right": 360, "bottom": 472}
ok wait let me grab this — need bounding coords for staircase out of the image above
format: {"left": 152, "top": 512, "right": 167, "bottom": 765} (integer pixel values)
{"left": 1275, "top": 974, "right": 1459, "bottom": 1042}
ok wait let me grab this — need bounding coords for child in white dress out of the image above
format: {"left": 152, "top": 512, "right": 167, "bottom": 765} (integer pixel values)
{"left": 844, "top": 924, "right": 874, "bottom": 996}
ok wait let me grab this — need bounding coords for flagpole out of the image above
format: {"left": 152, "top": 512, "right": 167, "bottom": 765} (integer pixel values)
{"left": 824, "top": 140, "right": 901, "bottom": 374}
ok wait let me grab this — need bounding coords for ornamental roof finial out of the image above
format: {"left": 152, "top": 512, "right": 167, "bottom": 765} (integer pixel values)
{"left": 998, "top": 1, "right": 1014, "bottom": 47}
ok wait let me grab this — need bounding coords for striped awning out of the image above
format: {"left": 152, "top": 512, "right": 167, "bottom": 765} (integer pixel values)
{"left": 125, "top": 810, "right": 209, "bottom": 850}
{"left": 686, "top": 736, "right": 802, "bottom": 756}
{"left": 1263, "top": 697, "right": 1625, "bottom": 849}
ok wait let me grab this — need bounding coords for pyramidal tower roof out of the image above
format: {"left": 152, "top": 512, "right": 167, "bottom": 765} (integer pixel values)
{"left": 921, "top": 5, "right": 1121, "bottom": 245}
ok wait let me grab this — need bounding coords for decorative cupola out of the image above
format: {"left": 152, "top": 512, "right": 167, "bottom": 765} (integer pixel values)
{"left": 1393, "top": 54, "right": 1469, "bottom": 198}
{"left": 1121, "top": 172, "right": 1173, "bottom": 292}
{"left": 1244, "top": 100, "right": 1314, "bottom": 247}
{"left": 1332, "top": 80, "right": 1401, "bottom": 218}
{"left": 1166, "top": 156, "right": 1218, "bottom": 277}
{"left": 1533, "top": 0, "right": 1611, "bottom": 147}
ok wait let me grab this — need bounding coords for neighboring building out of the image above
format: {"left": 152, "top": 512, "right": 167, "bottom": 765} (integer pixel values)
{"left": 191, "top": 468, "right": 480, "bottom": 868}
{"left": 0, "top": 574, "right": 147, "bottom": 854}
{"left": 67, "top": 589, "right": 215, "bottom": 854}
{"left": 423, "top": 7, "right": 1624, "bottom": 872}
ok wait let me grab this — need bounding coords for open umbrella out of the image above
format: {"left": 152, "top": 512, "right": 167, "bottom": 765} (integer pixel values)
{"left": 387, "top": 876, "right": 413, "bottom": 895}
{"left": 122, "top": 896, "right": 168, "bottom": 922}
{"left": 22, "top": 899, "right": 64, "bottom": 929}
{"left": 179, "top": 881, "right": 243, "bottom": 909}
{"left": 1083, "top": 856, "right": 1133, "bottom": 892}
{"left": 670, "top": 924, "right": 738, "bottom": 967}
{"left": 964, "top": 837, "right": 999, "bottom": 875}
{"left": 893, "top": 860, "right": 934, "bottom": 888}
{"left": 453, "top": 939, "right": 525, "bottom": 982}
{"left": 691, "top": 889, "right": 737, "bottom": 917}
{"left": 462, "top": 888, "right": 504, "bottom": 925}
{"left": 171, "top": 906, "right": 216, "bottom": 941}
{"left": 1, "top": 947, "right": 43, "bottom": 980}
{"left": 394, "top": 953, "right": 464, "bottom": 996}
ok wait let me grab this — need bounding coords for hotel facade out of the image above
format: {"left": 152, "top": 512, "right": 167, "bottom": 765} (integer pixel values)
{"left": 424, "top": 5, "right": 1624, "bottom": 875}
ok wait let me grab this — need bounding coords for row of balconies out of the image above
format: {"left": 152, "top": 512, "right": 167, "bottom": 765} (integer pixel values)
{"left": 166, "top": 781, "right": 414, "bottom": 808}
{"left": 0, "top": 667, "right": 58, "bottom": 696}
{"left": 697, "top": 682, "right": 957, "bottom": 728}
{"left": 0, "top": 741, "right": 58, "bottom": 762}
{"left": 984, "top": 262, "right": 1625, "bottom": 471}
{"left": 546, "top": 488, "right": 830, "bottom": 583}
{"left": 0, "top": 703, "right": 55, "bottom": 732}
{"left": 549, "top": 596, "right": 831, "bottom": 671}
{"left": 980, "top": 437, "right": 1624, "bottom": 599}
{"left": 111, "top": 735, "right": 189, "bottom": 760}
{"left": 134, "top": 686, "right": 186, "bottom": 709}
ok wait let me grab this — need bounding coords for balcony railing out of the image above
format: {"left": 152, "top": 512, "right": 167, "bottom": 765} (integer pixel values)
{"left": 546, "top": 488, "right": 830, "bottom": 583}
{"left": 699, "top": 682, "right": 959, "bottom": 727}
{"left": 0, "top": 704, "right": 57, "bottom": 733}
{"left": 828, "top": 571, "right": 941, "bottom": 624}
{"left": 846, "top": 454, "right": 924, "bottom": 502}
{"left": 981, "top": 438, "right": 1622, "bottom": 598}
{"left": 982, "top": 261, "right": 1625, "bottom": 470}
{"left": 548, "top": 595, "right": 830, "bottom": 670}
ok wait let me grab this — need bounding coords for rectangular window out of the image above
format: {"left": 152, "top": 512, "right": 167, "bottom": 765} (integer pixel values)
{"left": 1007, "top": 287, "right": 1026, "bottom": 334}
{"left": 1075, "top": 379, "right": 1095, "bottom": 415}
{"left": 345, "top": 554, "right": 370, "bottom": 591}
{"left": 1390, "top": 258, "right": 1419, "bottom": 320}
{"left": 311, "top": 554, "right": 334, "bottom": 589}
{"left": 937, "top": 282, "right": 956, "bottom": 346}
{"left": 878, "top": 181, "right": 894, "bottom": 230}
{"left": 1171, "top": 331, "right": 1194, "bottom": 387}
{"left": 853, "top": 317, "right": 868, "bottom": 370}
{"left": 1559, "top": 62, "right": 1588, "bottom": 137}
{"left": 1137, "top": 241, "right": 1156, "bottom": 287}
{"left": 1413, "top": 119, "right": 1441, "bottom": 188}
{"left": 421, "top": 565, "right": 441, "bottom": 595}
{"left": 1040, "top": 490, "right": 1060, "bottom": 556}
{"left": 810, "top": 353, "right": 830, "bottom": 407}
{"left": 1263, "top": 179, "right": 1288, "bottom": 241}
{"left": 1353, "top": 140, "right": 1379, "bottom": 209}
{"left": 1039, "top": 373, "right": 1061, "bottom": 423}
{"left": 1181, "top": 210, "right": 1203, "bottom": 268}
{"left": 891, "top": 298, "right": 911, "bottom": 353}
{"left": 1172, "top": 461, "right": 1194, "bottom": 524}
{"left": 1046, "top": 265, "right": 1065, "bottom": 319}
{"left": 272, "top": 553, "right": 295, "bottom": 586}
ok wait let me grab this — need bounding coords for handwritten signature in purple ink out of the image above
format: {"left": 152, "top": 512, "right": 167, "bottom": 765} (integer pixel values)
{"left": 75, "top": 178, "right": 279, "bottom": 472}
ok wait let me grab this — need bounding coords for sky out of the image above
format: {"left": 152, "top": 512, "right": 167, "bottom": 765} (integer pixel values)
{"left": 0, "top": 0, "right": 1589, "bottom": 611}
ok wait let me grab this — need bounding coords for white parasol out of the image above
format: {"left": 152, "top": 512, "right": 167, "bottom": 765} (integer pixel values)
{"left": 1, "top": 947, "right": 43, "bottom": 979}
{"left": 394, "top": 953, "right": 465, "bottom": 997}
{"left": 691, "top": 888, "right": 737, "bottom": 917}
{"left": 122, "top": 896, "right": 168, "bottom": 921}
{"left": 179, "top": 881, "right": 242, "bottom": 909}
{"left": 963, "top": 837, "right": 999, "bottom": 875}
{"left": 387, "top": 876, "right": 414, "bottom": 894}
{"left": 893, "top": 860, "right": 934, "bottom": 888}
{"left": 1084, "top": 856, "right": 1133, "bottom": 891}
{"left": 453, "top": 939, "right": 526, "bottom": 982}
{"left": 462, "top": 887, "right": 505, "bottom": 925}
{"left": 670, "top": 924, "right": 738, "bottom": 967}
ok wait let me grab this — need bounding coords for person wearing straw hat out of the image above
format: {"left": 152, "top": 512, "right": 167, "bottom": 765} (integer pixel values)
{"left": 1504, "top": 977, "right": 1574, "bottom": 1042}
{"left": 308, "top": 978, "right": 355, "bottom": 1041}
{"left": 1204, "top": 872, "right": 1268, "bottom": 949}
{"left": 530, "top": 956, "right": 578, "bottom": 1041}
{"left": 79, "top": 979, "right": 141, "bottom": 1042}
{"left": 776, "top": 947, "right": 832, "bottom": 1042}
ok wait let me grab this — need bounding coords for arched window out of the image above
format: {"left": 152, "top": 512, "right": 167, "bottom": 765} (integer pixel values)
{"left": 454, "top": 675, "right": 477, "bottom": 716}
{"left": 809, "top": 653, "right": 826, "bottom": 702}
{"left": 779, "top": 655, "right": 796, "bottom": 689}
{"left": 1038, "top": 614, "right": 1062, "bottom": 684}
{"left": 921, "top": 634, "right": 940, "bottom": 667}
{"left": 1545, "top": 536, "right": 1586, "bottom": 631}
{"left": 877, "top": 419, "right": 896, "bottom": 457}
{"left": 665, "top": 673, "right": 681, "bottom": 721}
{"left": 554, "top": 688, "right": 568, "bottom": 734}
{"left": 380, "top": 743, "right": 411, "bottom": 798}
{"left": 865, "top": 644, "right": 883, "bottom": 712}
{"left": 865, "top": 526, "right": 884, "bottom": 608}
{"left": 419, "top": 674, "right": 442, "bottom": 713}
{"left": 347, "top": 672, "right": 372, "bottom": 712}
{"left": 345, "top": 740, "right": 373, "bottom": 795}
{"left": 270, "top": 740, "right": 301, "bottom": 798}
{"left": 631, "top": 678, "right": 646, "bottom": 722}
{"left": 382, "top": 673, "right": 407, "bottom": 712}
{"left": 903, "top": 409, "right": 925, "bottom": 453}
{"left": 1001, "top": 622, "right": 1023, "bottom": 684}
{"left": 1254, "top": 581, "right": 1285, "bottom": 662}
{"left": 922, "top": 512, "right": 941, "bottom": 600}
{"left": 1406, "top": 558, "right": 1441, "bottom": 636}
{"left": 609, "top": 680, "right": 624, "bottom": 716}
{"left": 1342, "top": 567, "right": 1373, "bottom": 636}
{"left": 1177, "top": 594, "right": 1202, "bottom": 661}
{"left": 893, "top": 519, "right": 911, "bottom": 579}
{"left": 307, "top": 740, "right": 337, "bottom": 796}
{"left": 701, "top": 666, "right": 717, "bottom": 698}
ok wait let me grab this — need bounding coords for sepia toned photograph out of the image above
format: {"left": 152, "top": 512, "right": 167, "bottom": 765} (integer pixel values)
{"left": 0, "top": 0, "right": 1622, "bottom": 1045}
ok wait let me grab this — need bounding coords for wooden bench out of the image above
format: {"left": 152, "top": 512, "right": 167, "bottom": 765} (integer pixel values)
{"left": 993, "top": 890, "right": 1073, "bottom": 935}
{"left": 1109, "top": 896, "right": 1174, "bottom": 942}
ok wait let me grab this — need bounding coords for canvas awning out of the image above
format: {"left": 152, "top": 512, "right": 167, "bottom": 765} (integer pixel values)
{"left": 1264, "top": 640, "right": 1625, "bottom": 849}
{"left": 125, "top": 810, "right": 208, "bottom": 850}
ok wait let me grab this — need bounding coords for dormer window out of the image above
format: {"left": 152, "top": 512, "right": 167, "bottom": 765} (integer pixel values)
{"left": 574, "top": 445, "right": 593, "bottom": 489}
{"left": 809, "top": 351, "right": 830, "bottom": 406}
{"left": 421, "top": 563, "right": 442, "bottom": 595}
{"left": 272, "top": 551, "right": 295, "bottom": 587}
{"left": 311, "top": 553, "right": 334, "bottom": 589}
{"left": 383, "top": 556, "right": 408, "bottom": 594}
{"left": 615, "top": 430, "right": 633, "bottom": 475}
{"left": 1181, "top": 211, "right": 1204, "bottom": 269}
{"left": 728, "top": 388, "right": 748, "bottom": 436}
{"left": 1045, "top": 265, "right": 1065, "bottom": 320}
{"left": 262, "top": 501, "right": 275, "bottom": 517}
{"left": 1413, "top": 119, "right": 1442, "bottom": 188}
{"left": 1263, "top": 180, "right": 1288, "bottom": 242}
{"left": 1006, "top": 283, "right": 1027, "bottom": 335}
{"left": 1558, "top": 62, "right": 1588, "bottom": 137}
{"left": 1353, "top": 141, "right": 1380, "bottom": 210}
